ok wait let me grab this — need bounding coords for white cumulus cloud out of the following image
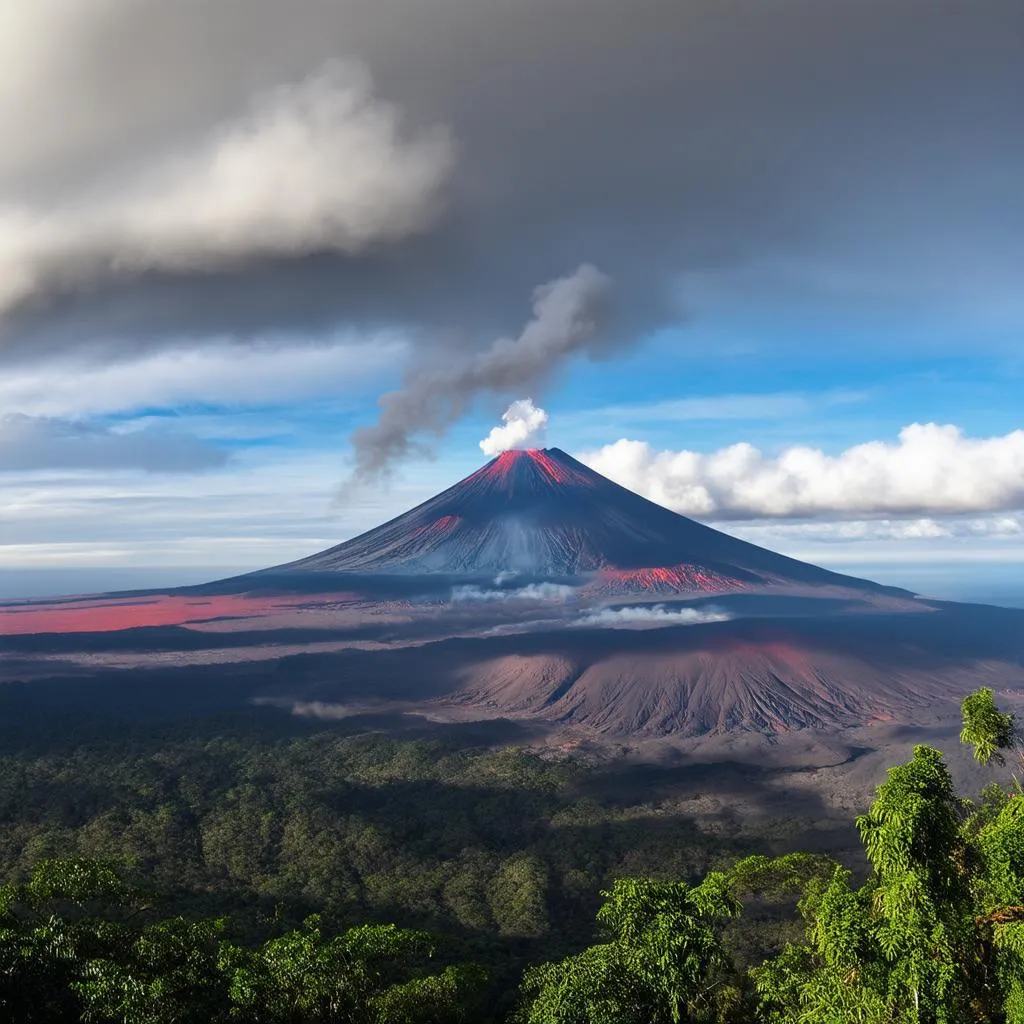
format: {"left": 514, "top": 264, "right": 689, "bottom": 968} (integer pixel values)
{"left": 0, "top": 60, "right": 453, "bottom": 316}
{"left": 579, "top": 424, "right": 1024, "bottom": 519}
{"left": 479, "top": 398, "right": 549, "bottom": 456}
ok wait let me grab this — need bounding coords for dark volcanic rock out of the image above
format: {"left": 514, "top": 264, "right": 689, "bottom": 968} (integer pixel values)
{"left": 273, "top": 448, "right": 902, "bottom": 596}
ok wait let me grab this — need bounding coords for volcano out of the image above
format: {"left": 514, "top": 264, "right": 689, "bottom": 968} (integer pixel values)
{"left": 275, "top": 447, "right": 900, "bottom": 596}
{"left": 5, "top": 446, "right": 1024, "bottom": 743}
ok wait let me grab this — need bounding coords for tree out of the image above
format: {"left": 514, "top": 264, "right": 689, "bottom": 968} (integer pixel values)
{"left": 0, "top": 858, "right": 143, "bottom": 1023}
{"left": 76, "top": 917, "right": 229, "bottom": 1024}
{"left": 487, "top": 854, "right": 549, "bottom": 938}
{"left": 222, "top": 917, "right": 484, "bottom": 1023}
{"left": 0, "top": 859, "right": 485, "bottom": 1024}
{"left": 519, "top": 874, "right": 744, "bottom": 1023}
{"left": 961, "top": 687, "right": 1018, "bottom": 768}
{"left": 754, "top": 688, "right": 1024, "bottom": 1023}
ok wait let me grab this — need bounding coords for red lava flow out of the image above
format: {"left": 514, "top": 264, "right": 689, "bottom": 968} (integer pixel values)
{"left": 523, "top": 449, "right": 595, "bottom": 486}
{"left": 476, "top": 448, "right": 595, "bottom": 489}
{"left": 0, "top": 592, "right": 359, "bottom": 636}
{"left": 597, "top": 564, "right": 748, "bottom": 593}
{"left": 414, "top": 515, "right": 463, "bottom": 540}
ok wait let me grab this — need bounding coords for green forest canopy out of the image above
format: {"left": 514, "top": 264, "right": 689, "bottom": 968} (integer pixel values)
{"left": 1, "top": 688, "right": 1022, "bottom": 1022}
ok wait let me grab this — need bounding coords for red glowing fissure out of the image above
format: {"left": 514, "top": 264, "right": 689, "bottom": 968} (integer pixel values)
{"left": 413, "top": 514, "right": 462, "bottom": 540}
{"left": 476, "top": 448, "right": 594, "bottom": 488}
{"left": 599, "top": 564, "right": 747, "bottom": 593}
{"left": 477, "top": 449, "right": 524, "bottom": 486}
{"left": 524, "top": 449, "right": 593, "bottom": 486}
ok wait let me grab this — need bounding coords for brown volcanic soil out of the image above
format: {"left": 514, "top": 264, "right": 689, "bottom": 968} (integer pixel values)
{"left": 277, "top": 606, "right": 1024, "bottom": 737}
{"left": 447, "top": 646, "right": 989, "bottom": 735}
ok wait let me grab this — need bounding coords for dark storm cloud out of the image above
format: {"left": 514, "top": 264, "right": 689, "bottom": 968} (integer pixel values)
{"left": 1, "top": 0, "right": 1022, "bottom": 359}
{"left": 0, "top": 415, "right": 228, "bottom": 473}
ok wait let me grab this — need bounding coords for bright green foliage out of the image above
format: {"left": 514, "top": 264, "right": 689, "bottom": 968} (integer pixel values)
{"left": 0, "top": 858, "right": 146, "bottom": 1023}
{"left": 76, "top": 917, "right": 229, "bottom": 1024}
{"left": 729, "top": 852, "right": 839, "bottom": 902}
{"left": 0, "top": 859, "right": 485, "bottom": 1023}
{"left": 222, "top": 917, "right": 477, "bottom": 1023}
{"left": 368, "top": 964, "right": 490, "bottom": 1023}
{"left": 7, "top": 690, "right": 1024, "bottom": 1022}
{"left": 753, "top": 690, "right": 1024, "bottom": 1024}
{"left": 519, "top": 874, "right": 743, "bottom": 1023}
{"left": 961, "top": 687, "right": 1018, "bottom": 766}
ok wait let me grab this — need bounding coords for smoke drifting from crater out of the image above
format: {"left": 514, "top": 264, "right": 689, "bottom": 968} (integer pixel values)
{"left": 347, "top": 264, "right": 611, "bottom": 483}
{"left": 479, "top": 398, "right": 548, "bottom": 456}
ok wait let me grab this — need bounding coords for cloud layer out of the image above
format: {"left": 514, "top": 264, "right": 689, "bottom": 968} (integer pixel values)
{"left": 2, "top": 0, "right": 1020, "bottom": 362}
{"left": 0, "top": 415, "right": 227, "bottom": 473}
{"left": 451, "top": 581, "right": 575, "bottom": 603}
{"left": 0, "top": 61, "right": 451, "bottom": 323}
{"left": 581, "top": 424, "right": 1024, "bottom": 519}
{"left": 0, "top": 335, "right": 405, "bottom": 418}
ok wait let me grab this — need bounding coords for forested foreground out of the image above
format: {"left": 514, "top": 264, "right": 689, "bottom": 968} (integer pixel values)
{"left": 2, "top": 689, "right": 1024, "bottom": 1021}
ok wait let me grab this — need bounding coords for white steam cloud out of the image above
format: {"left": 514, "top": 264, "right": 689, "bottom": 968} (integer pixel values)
{"left": 580, "top": 424, "right": 1024, "bottom": 519}
{"left": 576, "top": 605, "right": 732, "bottom": 629}
{"left": 479, "top": 398, "right": 548, "bottom": 456}
{"left": 0, "top": 61, "right": 453, "bottom": 316}
{"left": 451, "top": 581, "right": 575, "bottom": 603}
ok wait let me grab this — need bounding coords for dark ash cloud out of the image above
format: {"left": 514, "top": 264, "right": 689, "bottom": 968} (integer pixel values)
{"left": 1, "top": 0, "right": 1021, "bottom": 372}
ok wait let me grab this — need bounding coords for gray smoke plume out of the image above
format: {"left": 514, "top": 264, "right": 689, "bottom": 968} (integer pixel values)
{"left": 347, "top": 263, "right": 612, "bottom": 482}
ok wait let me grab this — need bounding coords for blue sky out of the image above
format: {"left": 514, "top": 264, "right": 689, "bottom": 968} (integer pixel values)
{"left": 1, "top": 1, "right": 1022, "bottom": 603}
{"left": 3, "top": 314, "right": 1023, "bottom": 604}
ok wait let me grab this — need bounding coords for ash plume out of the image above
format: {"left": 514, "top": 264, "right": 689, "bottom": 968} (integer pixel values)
{"left": 347, "top": 264, "right": 611, "bottom": 483}
{"left": 0, "top": 0, "right": 1019, "bottom": 365}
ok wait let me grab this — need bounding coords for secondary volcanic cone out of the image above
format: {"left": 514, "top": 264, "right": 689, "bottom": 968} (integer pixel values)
{"left": 277, "top": 447, "right": 900, "bottom": 595}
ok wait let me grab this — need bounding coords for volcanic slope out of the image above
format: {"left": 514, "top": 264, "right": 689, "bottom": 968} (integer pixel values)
{"left": 277, "top": 447, "right": 902, "bottom": 595}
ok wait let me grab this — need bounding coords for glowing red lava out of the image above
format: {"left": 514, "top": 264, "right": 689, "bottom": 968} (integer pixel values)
{"left": 412, "top": 514, "right": 463, "bottom": 541}
{"left": 523, "top": 449, "right": 594, "bottom": 486}
{"left": 477, "top": 449, "right": 523, "bottom": 486}
{"left": 476, "top": 448, "right": 595, "bottom": 488}
{"left": 0, "top": 592, "right": 357, "bottom": 636}
{"left": 596, "top": 564, "right": 747, "bottom": 594}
